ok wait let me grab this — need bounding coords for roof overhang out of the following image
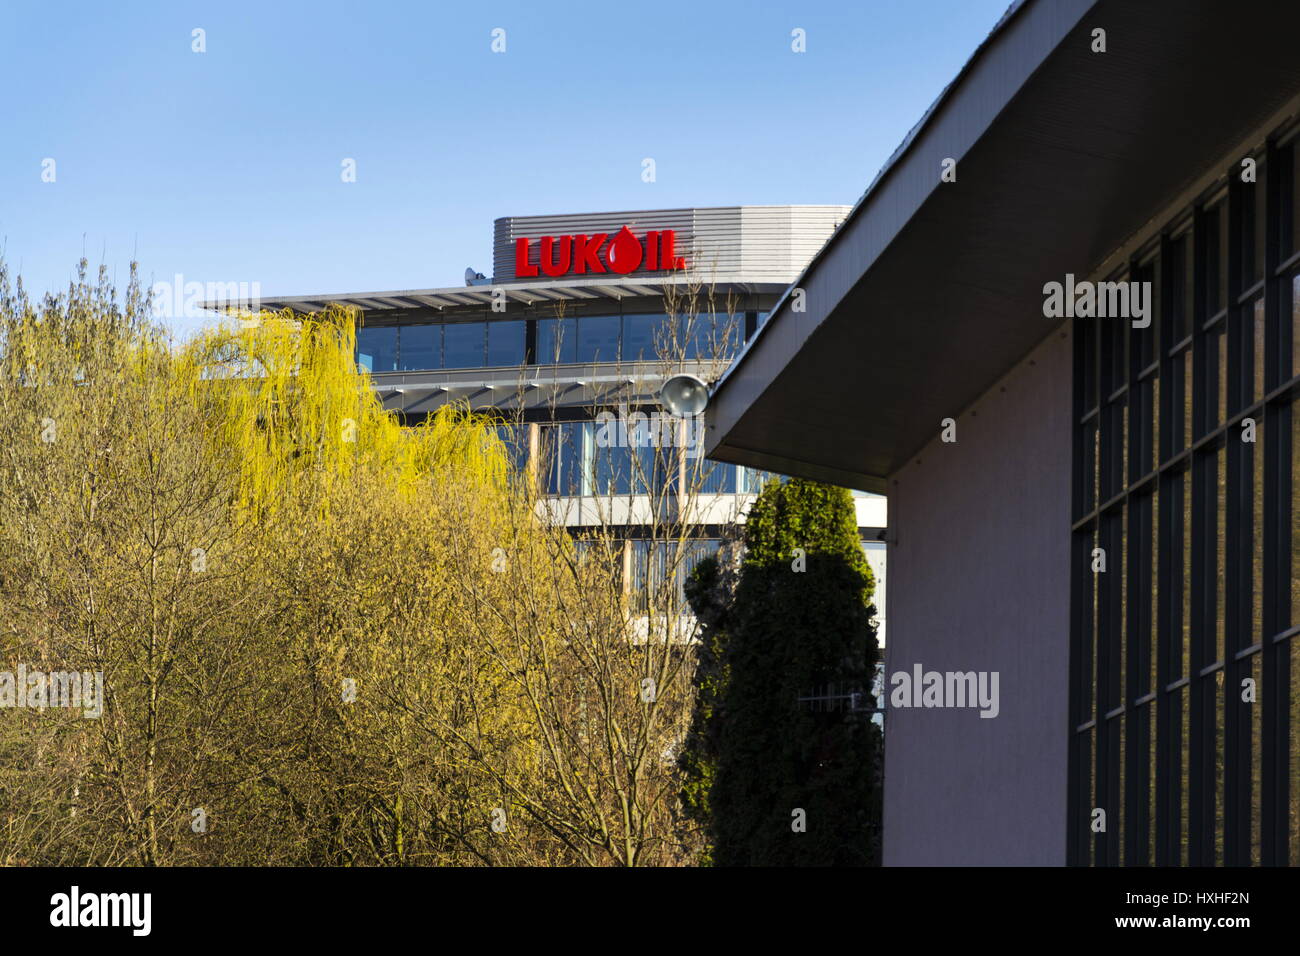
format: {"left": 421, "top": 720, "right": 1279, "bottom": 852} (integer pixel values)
{"left": 201, "top": 276, "right": 791, "bottom": 315}
{"left": 705, "top": 0, "right": 1300, "bottom": 492}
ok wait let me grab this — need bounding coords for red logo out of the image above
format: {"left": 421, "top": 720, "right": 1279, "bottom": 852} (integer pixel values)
{"left": 515, "top": 226, "right": 686, "bottom": 278}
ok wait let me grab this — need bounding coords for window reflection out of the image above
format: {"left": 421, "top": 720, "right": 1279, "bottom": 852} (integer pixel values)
{"left": 577, "top": 315, "right": 620, "bottom": 363}
{"left": 629, "top": 538, "right": 720, "bottom": 614}
{"left": 540, "top": 422, "right": 583, "bottom": 496}
{"left": 621, "top": 313, "right": 662, "bottom": 363}
{"left": 537, "top": 317, "right": 577, "bottom": 365}
{"left": 357, "top": 308, "right": 750, "bottom": 371}
{"left": 443, "top": 322, "right": 485, "bottom": 368}
{"left": 487, "top": 320, "right": 526, "bottom": 366}
{"left": 693, "top": 458, "right": 736, "bottom": 494}
{"left": 399, "top": 323, "right": 440, "bottom": 370}
{"left": 356, "top": 325, "right": 397, "bottom": 372}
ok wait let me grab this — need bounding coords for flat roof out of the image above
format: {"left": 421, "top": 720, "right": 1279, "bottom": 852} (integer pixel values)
{"left": 704, "top": 0, "right": 1300, "bottom": 491}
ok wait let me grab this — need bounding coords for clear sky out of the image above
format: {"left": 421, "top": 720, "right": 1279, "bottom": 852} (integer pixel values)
{"left": 1, "top": 0, "right": 1010, "bottom": 336}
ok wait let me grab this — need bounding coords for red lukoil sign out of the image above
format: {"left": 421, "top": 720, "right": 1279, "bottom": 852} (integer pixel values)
{"left": 515, "top": 226, "right": 686, "bottom": 278}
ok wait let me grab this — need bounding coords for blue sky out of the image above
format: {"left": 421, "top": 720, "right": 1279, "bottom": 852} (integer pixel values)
{"left": 1, "top": 0, "right": 1009, "bottom": 336}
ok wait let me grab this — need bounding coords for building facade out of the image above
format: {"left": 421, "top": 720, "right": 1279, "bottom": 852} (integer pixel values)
{"left": 242, "top": 206, "right": 887, "bottom": 630}
{"left": 705, "top": 0, "right": 1300, "bottom": 865}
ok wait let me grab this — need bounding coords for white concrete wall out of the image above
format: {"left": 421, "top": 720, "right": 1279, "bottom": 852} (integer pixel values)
{"left": 882, "top": 327, "right": 1072, "bottom": 865}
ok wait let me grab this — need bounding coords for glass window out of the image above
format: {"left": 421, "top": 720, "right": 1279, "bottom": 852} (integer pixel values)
{"left": 1135, "top": 262, "right": 1157, "bottom": 370}
{"left": 739, "top": 467, "right": 776, "bottom": 494}
{"left": 1169, "top": 234, "right": 1192, "bottom": 344}
{"left": 1249, "top": 420, "right": 1264, "bottom": 648}
{"left": 621, "top": 313, "right": 663, "bottom": 363}
{"left": 1212, "top": 448, "right": 1226, "bottom": 666}
{"left": 1291, "top": 401, "right": 1299, "bottom": 636}
{"left": 356, "top": 324, "right": 398, "bottom": 373}
{"left": 590, "top": 419, "right": 635, "bottom": 495}
{"left": 694, "top": 459, "right": 736, "bottom": 494}
{"left": 715, "top": 312, "right": 744, "bottom": 359}
{"left": 1103, "top": 307, "right": 1126, "bottom": 395}
{"left": 487, "top": 320, "right": 526, "bottom": 366}
{"left": 1291, "top": 636, "right": 1300, "bottom": 862}
{"left": 685, "top": 314, "right": 713, "bottom": 360}
{"left": 494, "top": 423, "right": 529, "bottom": 475}
{"left": 629, "top": 539, "right": 652, "bottom": 612}
{"left": 398, "top": 323, "right": 440, "bottom": 370}
{"left": 1242, "top": 168, "right": 1265, "bottom": 287}
{"left": 577, "top": 315, "right": 620, "bottom": 363}
{"left": 1248, "top": 653, "right": 1261, "bottom": 864}
{"left": 1178, "top": 468, "right": 1192, "bottom": 679}
{"left": 443, "top": 322, "right": 485, "bottom": 368}
{"left": 1073, "top": 168, "right": 1300, "bottom": 866}
{"left": 1208, "top": 321, "right": 1227, "bottom": 428}
{"left": 1082, "top": 418, "right": 1099, "bottom": 513}
{"left": 537, "top": 317, "right": 577, "bottom": 365}
{"left": 1177, "top": 685, "right": 1190, "bottom": 864}
{"left": 601, "top": 444, "right": 641, "bottom": 495}
{"left": 1289, "top": 144, "right": 1300, "bottom": 258}
{"left": 540, "top": 422, "right": 583, "bottom": 496}
{"left": 1206, "top": 202, "right": 1228, "bottom": 315}
{"left": 1292, "top": 275, "right": 1300, "bottom": 383}
{"left": 1251, "top": 297, "right": 1266, "bottom": 403}
{"left": 661, "top": 311, "right": 725, "bottom": 360}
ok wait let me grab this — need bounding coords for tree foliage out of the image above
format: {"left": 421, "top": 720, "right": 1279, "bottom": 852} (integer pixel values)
{"left": 0, "top": 258, "right": 699, "bottom": 865}
{"left": 682, "top": 478, "right": 881, "bottom": 866}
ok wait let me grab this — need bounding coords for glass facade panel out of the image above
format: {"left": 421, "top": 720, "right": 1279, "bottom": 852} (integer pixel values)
{"left": 1292, "top": 640, "right": 1300, "bottom": 863}
{"left": 1243, "top": 166, "right": 1265, "bottom": 288}
{"left": 1206, "top": 202, "right": 1228, "bottom": 316}
{"left": 694, "top": 459, "right": 737, "bottom": 494}
{"left": 1212, "top": 668, "right": 1225, "bottom": 866}
{"left": 1249, "top": 652, "right": 1262, "bottom": 866}
{"left": 494, "top": 423, "right": 529, "bottom": 476}
{"left": 540, "top": 422, "right": 583, "bottom": 496}
{"left": 1071, "top": 160, "right": 1300, "bottom": 866}
{"left": 354, "top": 304, "right": 763, "bottom": 373}
{"left": 1208, "top": 321, "right": 1227, "bottom": 429}
{"left": 538, "top": 317, "right": 577, "bottom": 365}
{"left": 621, "top": 313, "right": 663, "bottom": 363}
{"left": 1213, "top": 448, "right": 1226, "bottom": 666}
{"left": 1170, "top": 234, "right": 1192, "bottom": 344}
{"left": 443, "top": 321, "right": 485, "bottom": 368}
{"left": 1082, "top": 418, "right": 1099, "bottom": 514}
{"left": 1251, "top": 297, "right": 1266, "bottom": 404}
{"left": 486, "top": 320, "right": 526, "bottom": 366}
{"left": 577, "top": 315, "right": 620, "bottom": 363}
{"left": 1251, "top": 419, "right": 1265, "bottom": 647}
{"left": 1178, "top": 468, "right": 1192, "bottom": 679}
{"left": 1179, "top": 684, "right": 1192, "bottom": 865}
{"left": 1135, "top": 261, "right": 1157, "bottom": 370}
{"left": 1293, "top": 276, "right": 1300, "bottom": 382}
{"left": 356, "top": 324, "right": 398, "bottom": 372}
{"left": 399, "top": 323, "right": 440, "bottom": 370}
{"left": 1293, "top": 402, "right": 1300, "bottom": 636}
{"left": 1290, "top": 144, "right": 1300, "bottom": 257}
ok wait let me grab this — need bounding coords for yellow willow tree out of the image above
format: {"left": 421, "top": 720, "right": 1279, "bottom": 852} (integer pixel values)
{"left": 0, "top": 262, "right": 555, "bottom": 865}
{"left": 174, "top": 306, "right": 554, "bottom": 865}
